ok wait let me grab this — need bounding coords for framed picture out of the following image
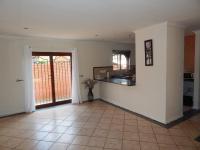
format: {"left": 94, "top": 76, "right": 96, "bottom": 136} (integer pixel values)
{"left": 144, "top": 39, "right": 153, "bottom": 66}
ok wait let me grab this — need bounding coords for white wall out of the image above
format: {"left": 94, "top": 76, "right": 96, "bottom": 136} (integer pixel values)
{"left": 0, "top": 35, "right": 133, "bottom": 117}
{"left": 165, "top": 24, "right": 184, "bottom": 123}
{"left": 100, "top": 23, "right": 168, "bottom": 123}
{"left": 194, "top": 30, "right": 200, "bottom": 109}
{"left": 100, "top": 22, "right": 184, "bottom": 124}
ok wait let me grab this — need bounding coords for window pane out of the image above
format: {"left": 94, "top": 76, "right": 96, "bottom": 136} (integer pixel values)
{"left": 32, "top": 56, "right": 53, "bottom": 105}
{"left": 53, "top": 56, "right": 72, "bottom": 102}
{"left": 113, "top": 54, "right": 120, "bottom": 70}
{"left": 121, "top": 54, "right": 128, "bottom": 70}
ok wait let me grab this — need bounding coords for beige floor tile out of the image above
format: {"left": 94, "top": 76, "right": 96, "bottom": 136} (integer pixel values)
{"left": 0, "top": 136, "right": 9, "bottom": 145}
{"left": 85, "top": 146, "right": 103, "bottom": 150}
{"left": 14, "top": 129, "right": 33, "bottom": 138}
{"left": 78, "top": 128, "right": 95, "bottom": 136}
{"left": 15, "top": 139, "right": 39, "bottom": 150}
{"left": 49, "top": 142, "right": 69, "bottom": 150}
{"left": 113, "top": 114, "right": 124, "bottom": 120}
{"left": 65, "top": 116, "right": 78, "bottom": 122}
{"left": 1, "top": 137, "right": 24, "bottom": 148}
{"left": 139, "top": 133, "right": 157, "bottom": 143}
{"left": 72, "top": 135, "right": 90, "bottom": 146}
{"left": 88, "top": 137, "right": 106, "bottom": 147}
{"left": 60, "top": 121, "right": 73, "bottom": 127}
{"left": 122, "top": 140, "right": 140, "bottom": 150}
{"left": 110, "top": 124, "right": 124, "bottom": 131}
{"left": 124, "top": 119, "right": 138, "bottom": 126}
{"left": 159, "top": 144, "right": 179, "bottom": 150}
{"left": 114, "top": 110, "right": 125, "bottom": 116}
{"left": 140, "top": 142, "right": 159, "bottom": 150}
{"left": 51, "top": 125, "right": 68, "bottom": 133}
{"left": 184, "top": 128, "right": 200, "bottom": 138}
{"left": 57, "top": 133, "right": 75, "bottom": 144}
{"left": 43, "top": 132, "right": 62, "bottom": 142}
{"left": 156, "top": 134, "right": 175, "bottom": 145}
{"left": 39, "top": 125, "right": 56, "bottom": 132}
{"left": 124, "top": 125, "right": 138, "bottom": 132}
{"left": 66, "top": 127, "right": 82, "bottom": 135}
{"left": 83, "top": 123, "right": 98, "bottom": 129}
{"left": 47, "top": 120, "right": 64, "bottom": 126}
{"left": 153, "top": 127, "right": 170, "bottom": 135}
{"left": 112, "top": 118, "right": 124, "bottom": 125}
{"left": 92, "top": 129, "right": 108, "bottom": 138}
{"left": 123, "top": 132, "right": 139, "bottom": 141}
{"left": 125, "top": 113, "right": 137, "bottom": 120}
{"left": 138, "top": 120, "right": 152, "bottom": 127}
{"left": 16, "top": 123, "right": 44, "bottom": 131}
{"left": 96, "top": 123, "right": 110, "bottom": 130}
{"left": 67, "top": 144, "right": 86, "bottom": 150}
{"left": 178, "top": 145, "right": 199, "bottom": 150}
{"left": 100, "top": 118, "right": 112, "bottom": 124}
{"left": 138, "top": 126, "right": 153, "bottom": 134}
{"left": 0, "top": 129, "right": 20, "bottom": 137}
{"left": 0, "top": 146, "right": 11, "bottom": 150}
{"left": 72, "top": 122, "right": 86, "bottom": 128}
{"left": 0, "top": 128, "right": 10, "bottom": 136}
{"left": 169, "top": 128, "right": 187, "bottom": 137}
{"left": 104, "top": 138, "right": 122, "bottom": 150}
{"left": 28, "top": 131, "right": 49, "bottom": 140}
{"left": 88, "top": 117, "right": 101, "bottom": 123}
{"left": 19, "top": 130, "right": 36, "bottom": 138}
{"left": 107, "top": 131, "right": 123, "bottom": 139}
{"left": 1, "top": 100, "right": 200, "bottom": 150}
{"left": 172, "top": 136, "right": 194, "bottom": 146}
{"left": 32, "top": 141, "right": 53, "bottom": 150}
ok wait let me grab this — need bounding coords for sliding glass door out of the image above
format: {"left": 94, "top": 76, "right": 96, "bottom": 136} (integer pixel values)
{"left": 32, "top": 52, "right": 72, "bottom": 108}
{"left": 53, "top": 55, "right": 72, "bottom": 102}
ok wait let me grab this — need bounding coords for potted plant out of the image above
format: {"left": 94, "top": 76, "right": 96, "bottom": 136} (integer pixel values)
{"left": 82, "top": 78, "right": 97, "bottom": 102}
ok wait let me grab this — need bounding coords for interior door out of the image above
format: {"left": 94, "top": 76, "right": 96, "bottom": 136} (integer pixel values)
{"left": 32, "top": 52, "right": 72, "bottom": 108}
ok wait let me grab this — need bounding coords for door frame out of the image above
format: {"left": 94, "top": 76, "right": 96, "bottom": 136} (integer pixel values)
{"left": 194, "top": 31, "right": 200, "bottom": 110}
{"left": 32, "top": 52, "right": 72, "bottom": 109}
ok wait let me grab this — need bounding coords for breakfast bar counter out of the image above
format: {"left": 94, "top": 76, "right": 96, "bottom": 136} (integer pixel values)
{"left": 96, "top": 78, "right": 135, "bottom": 86}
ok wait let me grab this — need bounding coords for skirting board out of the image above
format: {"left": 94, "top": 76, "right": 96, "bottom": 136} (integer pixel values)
{"left": 99, "top": 99, "right": 200, "bottom": 128}
{"left": 0, "top": 112, "right": 25, "bottom": 119}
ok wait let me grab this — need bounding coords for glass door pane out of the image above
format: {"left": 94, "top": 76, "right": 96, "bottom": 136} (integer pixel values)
{"left": 53, "top": 55, "right": 72, "bottom": 102}
{"left": 32, "top": 56, "right": 53, "bottom": 105}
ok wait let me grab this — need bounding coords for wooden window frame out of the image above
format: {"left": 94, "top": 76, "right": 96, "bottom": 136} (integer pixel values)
{"left": 112, "top": 50, "right": 131, "bottom": 71}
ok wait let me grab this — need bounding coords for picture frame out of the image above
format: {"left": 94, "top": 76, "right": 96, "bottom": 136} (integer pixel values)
{"left": 144, "top": 39, "right": 153, "bottom": 66}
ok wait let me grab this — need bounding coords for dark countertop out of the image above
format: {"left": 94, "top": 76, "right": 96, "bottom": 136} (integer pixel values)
{"left": 96, "top": 78, "right": 135, "bottom": 86}
{"left": 184, "top": 78, "right": 194, "bottom": 81}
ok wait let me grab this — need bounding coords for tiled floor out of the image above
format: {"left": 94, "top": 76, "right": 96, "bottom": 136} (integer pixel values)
{"left": 0, "top": 100, "right": 200, "bottom": 150}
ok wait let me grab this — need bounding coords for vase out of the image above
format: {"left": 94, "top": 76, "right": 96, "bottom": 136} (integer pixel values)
{"left": 88, "top": 88, "right": 94, "bottom": 102}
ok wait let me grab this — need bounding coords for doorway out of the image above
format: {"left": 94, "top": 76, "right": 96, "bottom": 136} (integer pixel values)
{"left": 183, "top": 33, "right": 195, "bottom": 113}
{"left": 32, "top": 52, "right": 72, "bottom": 109}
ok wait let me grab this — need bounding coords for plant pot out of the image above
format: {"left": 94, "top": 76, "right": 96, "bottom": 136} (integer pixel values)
{"left": 88, "top": 88, "right": 94, "bottom": 102}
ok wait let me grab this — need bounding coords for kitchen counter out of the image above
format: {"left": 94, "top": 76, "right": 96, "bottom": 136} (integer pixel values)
{"left": 96, "top": 78, "right": 135, "bottom": 86}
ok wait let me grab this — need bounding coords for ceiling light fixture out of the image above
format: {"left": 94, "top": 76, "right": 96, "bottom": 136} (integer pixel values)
{"left": 24, "top": 27, "right": 30, "bottom": 30}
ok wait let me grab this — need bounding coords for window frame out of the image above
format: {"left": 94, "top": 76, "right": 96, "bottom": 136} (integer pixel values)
{"left": 112, "top": 50, "right": 131, "bottom": 71}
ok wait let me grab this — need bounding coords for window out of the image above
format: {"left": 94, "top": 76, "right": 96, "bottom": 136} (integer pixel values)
{"left": 112, "top": 50, "right": 131, "bottom": 70}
